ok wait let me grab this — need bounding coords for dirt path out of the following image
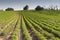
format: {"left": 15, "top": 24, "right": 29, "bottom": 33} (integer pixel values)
{"left": 19, "top": 28, "right": 23, "bottom": 40}
{"left": 19, "top": 18, "right": 23, "bottom": 40}
{"left": 17, "top": 18, "right": 22, "bottom": 40}
{"left": 18, "top": 29, "right": 20, "bottom": 40}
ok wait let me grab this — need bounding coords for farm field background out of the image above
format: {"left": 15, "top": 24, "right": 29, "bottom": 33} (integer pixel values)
{"left": 0, "top": 10, "right": 60, "bottom": 40}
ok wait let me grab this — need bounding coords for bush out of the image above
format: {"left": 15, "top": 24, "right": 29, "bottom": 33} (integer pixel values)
{"left": 35, "top": 6, "right": 44, "bottom": 11}
{"left": 5, "top": 8, "right": 14, "bottom": 11}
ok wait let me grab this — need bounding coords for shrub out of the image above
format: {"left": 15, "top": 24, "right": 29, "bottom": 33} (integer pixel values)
{"left": 35, "top": 5, "right": 44, "bottom": 11}
{"left": 5, "top": 8, "right": 14, "bottom": 11}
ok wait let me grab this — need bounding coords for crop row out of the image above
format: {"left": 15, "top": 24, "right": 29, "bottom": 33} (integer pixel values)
{"left": 0, "top": 15, "right": 18, "bottom": 32}
{"left": 9, "top": 16, "right": 21, "bottom": 40}
{"left": 0, "top": 16, "right": 18, "bottom": 36}
{"left": 24, "top": 17, "right": 47, "bottom": 40}
{"left": 30, "top": 17, "right": 60, "bottom": 37}
{"left": 21, "top": 16, "right": 32, "bottom": 40}
{"left": 25, "top": 17, "right": 60, "bottom": 40}
{"left": 21, "top": 11, "right": 60, "bottom": 40}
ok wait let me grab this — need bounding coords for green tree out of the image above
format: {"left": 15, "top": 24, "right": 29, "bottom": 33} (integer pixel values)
{"left": 23, "top": 5, "right": 29, "bottom": 10}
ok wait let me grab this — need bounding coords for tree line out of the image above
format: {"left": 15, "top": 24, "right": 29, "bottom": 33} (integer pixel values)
{"left": 5, "top": 5, "right": 44, "bottom": 11}
{"left": 5, "top": 5, "right": 58, "bottom": 11}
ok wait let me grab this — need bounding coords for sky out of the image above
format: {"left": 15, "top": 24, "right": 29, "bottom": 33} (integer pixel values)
{"left": 0, "top": 0, "right": 60, "bottom": 10}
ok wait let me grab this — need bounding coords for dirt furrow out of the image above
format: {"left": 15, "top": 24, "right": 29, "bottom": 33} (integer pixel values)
{"left": 19, "top": 17, "right": 23, "bottom": 40}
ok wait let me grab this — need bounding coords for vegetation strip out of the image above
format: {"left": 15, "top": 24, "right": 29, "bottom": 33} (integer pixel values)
{"left": 9, "top": 16, "right": 20, "bottom": 40}
{"left": 21, "top": 16, "right": 32, "bottom": 40}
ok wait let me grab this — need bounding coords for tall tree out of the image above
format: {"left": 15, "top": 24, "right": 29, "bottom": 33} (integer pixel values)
{"left": 23, "top": 5, "right": 29, "bottom": 10}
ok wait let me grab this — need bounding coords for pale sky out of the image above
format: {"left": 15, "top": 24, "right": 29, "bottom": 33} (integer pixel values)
{"left": 0, "top": 0, "right": 60, "bottom": 10}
